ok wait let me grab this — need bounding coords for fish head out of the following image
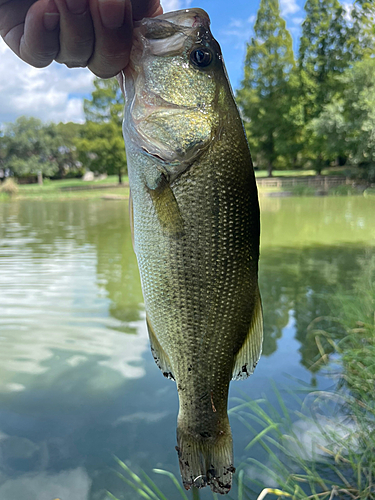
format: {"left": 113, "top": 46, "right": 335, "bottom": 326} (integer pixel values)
{"left": 123, "top": 9, "right": 232, "bottom": 177}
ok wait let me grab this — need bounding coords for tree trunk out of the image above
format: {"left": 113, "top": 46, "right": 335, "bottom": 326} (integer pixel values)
{"left": 118, "top": 169, "right": 123, "bottom": 185}
{"left": 37, "top": 171, "right": 43, "bottom": 185}
{"left": 267, "top": 161, "right": 273, "bottom": 178}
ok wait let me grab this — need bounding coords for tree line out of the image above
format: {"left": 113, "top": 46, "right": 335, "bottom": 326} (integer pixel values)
{"left": 0, "top": 79, "right": 126, "bottom": 184}
{"left": 0, "top": 0, "right": 374, "bottom": 182}
{"left": 237, "top": 0, "right": 375, "bottom": 178}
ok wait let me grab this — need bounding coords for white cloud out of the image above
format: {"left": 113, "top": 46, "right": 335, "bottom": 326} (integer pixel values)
{"left": 280, "top": 0, "right": 300, "bottom": 16}
{"left": 0, "top": 39, "right": 94, "bottom": 124}
{"left": 292, "top": 16, "right": 305, "bottom": 25}
{"left": 220, "top": 17, "right": 255, "bottom": 50}
{"left": 342, "top": 1, "right": 354, "bottom": 22}
{"left": 160, "top": 0, "right": 192, "bottom": 12}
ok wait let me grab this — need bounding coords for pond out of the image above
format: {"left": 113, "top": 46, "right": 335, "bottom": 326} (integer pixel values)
{"left": 0, "top": 196, "right": 374, "bottom": 500}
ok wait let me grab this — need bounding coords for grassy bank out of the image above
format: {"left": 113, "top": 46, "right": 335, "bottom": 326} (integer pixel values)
{"left": 0, "top": 175, "right": 129, "bottom": 202}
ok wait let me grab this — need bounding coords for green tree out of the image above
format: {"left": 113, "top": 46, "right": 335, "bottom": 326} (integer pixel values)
{"left": 2, "top": 117, "right": 60, "bottom": 183}
{"left": 84, "top": 77, "right": 124, "bottom": 126}
{"left": 353, "top": 0, "right": 375, "bottom": 54}
{"left": 299, "top": 0, "right": 350, "bottom": 119}
{"left": 75, "top": 121, "right": 127, "bottom": 184}
{"left": 310, "top": 59, "right": 375, "bottom": 181}
{"left": 53, "top": 122, "right": 84, "bottom": 178}
{"left": 80, "top": 77, "right": 126, "bottom": 183}
{"left": 236, "top": 0, "right": 298, "bottom": 176}
{"left": 0, "top": 129, "right": 6, "bottom": 179}
{"left": 1, "top": 117, "right": 83, "bottom": 183}
{"left": 297, "top": 0, "right": 368, "bottom": 173}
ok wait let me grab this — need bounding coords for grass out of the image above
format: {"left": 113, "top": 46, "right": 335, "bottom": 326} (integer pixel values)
{"left": 108, "top": 257, "right": 375, "bottom": 500}
{"left": 255, "top": 170, "right": 318, "bottom": 178}
{"left": 0, "top": 175, "right": 129, "bottom": 201}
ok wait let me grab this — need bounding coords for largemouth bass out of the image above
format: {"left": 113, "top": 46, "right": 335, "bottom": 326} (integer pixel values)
{"left": 120, "top": 8, "right": 263, "bottom": 494}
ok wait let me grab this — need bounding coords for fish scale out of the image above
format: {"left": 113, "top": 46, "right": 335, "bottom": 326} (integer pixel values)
{"left": 122, "top": 8, "right": 263, "bottom": 494}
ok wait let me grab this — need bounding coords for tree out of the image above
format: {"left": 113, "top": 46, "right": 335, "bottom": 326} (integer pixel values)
{"left": 352, "top": 0, "right": 375, "bottom": 55}
{"left": 81, "top": 77, "right": 127, "bottom": 183}
{"left": 2, "top": 117, "right": 60, "bottom": 183}
{"left": 299, "top": 0, "right": 352, "bottom": 120}
{"left": 310, "top": 59, "right": 375, "bottom": 182}
{"left": 236, "top": 0, "right": 299, "bottom": 176}
{"left": 53, "top": 122, "right": 84, "bottom": 178}
{"left": 1, "top": 117, "right": 84, "bottom": 183}
{"left": 75, "top": 121, "right": 127, "bottom": 184}
{"left": 0, "top": 129, "right": 6, "bottom": 180}
{"left": 84, "top": 77, "right": 124, "bottom": 126}
{"left": 297, "top": 0, "right": 369, "bottom": 173}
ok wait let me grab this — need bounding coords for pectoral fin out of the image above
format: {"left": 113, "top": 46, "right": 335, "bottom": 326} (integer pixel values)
{"left": 232, "top": 287, "right": 263, "bottom": 380}
{"left": 146, "top": 315, "right": 175, "bottom": 381}
{"left": 148, "top": 175, "right": 184, "bottom": 238}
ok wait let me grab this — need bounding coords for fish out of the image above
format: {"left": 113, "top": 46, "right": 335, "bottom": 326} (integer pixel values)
{"left": 120, "top": 8, "right": 263, "bottom": 495}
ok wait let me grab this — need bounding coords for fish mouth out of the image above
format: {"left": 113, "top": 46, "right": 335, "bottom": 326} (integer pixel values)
{"left": 135, "top": 8, "right": 211, "bottom": 32}
{"left": 131, "top": 9, "right": 211, "bottom": 58}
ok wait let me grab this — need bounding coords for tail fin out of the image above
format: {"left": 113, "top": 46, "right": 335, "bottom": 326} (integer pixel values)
{"left": 176, "top": 423, "right": 235, "bottom": 494}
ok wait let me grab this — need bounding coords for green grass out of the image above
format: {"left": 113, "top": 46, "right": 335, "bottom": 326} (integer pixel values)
{"left": 255, "top": 170, "right": 317, "bottom": 178}
{"left": 0, "top": 175, "right": 129, "bottom": 201}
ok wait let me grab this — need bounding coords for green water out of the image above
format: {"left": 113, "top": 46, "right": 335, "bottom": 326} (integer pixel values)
{"left": 0, "top": 196, "right": 374, "bottom": 500}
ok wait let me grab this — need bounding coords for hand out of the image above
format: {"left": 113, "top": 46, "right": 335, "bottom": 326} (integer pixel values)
{"left": 0, "top": 0, "right": 163, "bottom": 78}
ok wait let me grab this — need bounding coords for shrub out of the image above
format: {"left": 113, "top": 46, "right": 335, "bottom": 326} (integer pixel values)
{"left": 0, "top": 178, "right": 19, "bottom": 196}
{"left": 328, "top": 184, "right": 358, "bottom": 196}
{"left": 290, "top": 185, "right": 316, "bottom": 196}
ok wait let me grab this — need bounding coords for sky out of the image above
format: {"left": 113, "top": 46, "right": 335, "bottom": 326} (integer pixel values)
{"left": 0, "top": 0, "right": 308, "bottom": 125}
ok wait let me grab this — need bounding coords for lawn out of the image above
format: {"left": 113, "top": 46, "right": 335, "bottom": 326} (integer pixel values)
{"left": 4, "top": 175, "right": 129, "bottom": 201}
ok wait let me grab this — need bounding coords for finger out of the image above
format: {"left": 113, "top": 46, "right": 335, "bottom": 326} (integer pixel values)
{"left": 0, "top": 0, "right": 60, "bottom": 67}
{"left": 87, "top": 0, "right": 133, "bottom": 79}
{"left": 0, "top": 0, "right": 34, "bottom": 45}
{"left": 130, "top": 0, "right": 162, "bottom": 20}
{"left": 54, "top": 0, "right": 95, "bottom": 68}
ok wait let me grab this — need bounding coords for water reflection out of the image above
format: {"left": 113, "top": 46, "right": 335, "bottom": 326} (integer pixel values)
{"left": 0, "top": 197, "right": 374, "bottom": 499}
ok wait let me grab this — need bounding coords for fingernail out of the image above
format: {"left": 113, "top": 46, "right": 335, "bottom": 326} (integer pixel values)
{"left": 66, "top": 0, "right": 88, "bottom": 15}
{"left": 44, "top": 0, "right": 60, "bottom": 31}
{"left": 98, "top": 0, "right": 126, "bottom": 29}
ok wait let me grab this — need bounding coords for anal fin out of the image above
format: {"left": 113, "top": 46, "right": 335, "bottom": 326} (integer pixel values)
{"left": 232, "top": 286, "right": 263, "bottom": 380}
{"left": 146, "top": 315, "right": 175, "bottom": 381}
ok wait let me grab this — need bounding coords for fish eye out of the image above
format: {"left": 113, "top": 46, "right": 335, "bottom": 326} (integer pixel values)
{"left": 190, "top": 48, "right": 213, "bottom": 68}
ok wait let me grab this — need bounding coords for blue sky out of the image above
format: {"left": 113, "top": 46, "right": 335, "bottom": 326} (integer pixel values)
{"left": 0, "top": 0, "right": 316, "bottom": 124}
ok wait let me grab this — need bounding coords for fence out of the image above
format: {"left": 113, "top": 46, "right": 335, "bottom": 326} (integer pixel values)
{"left": 256, "top": 176, "right": 349, "bottom": 189}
